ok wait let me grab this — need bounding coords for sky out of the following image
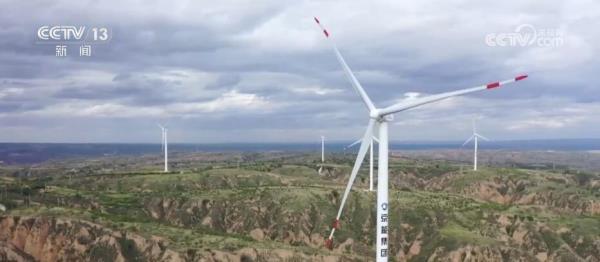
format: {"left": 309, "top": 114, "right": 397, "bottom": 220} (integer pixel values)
{"left": 0, "top": 0, "right": 599, "bottom": 143}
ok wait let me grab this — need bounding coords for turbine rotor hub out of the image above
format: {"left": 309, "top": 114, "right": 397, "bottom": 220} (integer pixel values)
{"left": 369, "top": 109, "right": 380, "bottom": 119}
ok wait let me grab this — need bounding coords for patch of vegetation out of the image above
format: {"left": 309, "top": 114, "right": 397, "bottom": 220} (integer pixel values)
{"left": 117, "top": 236, "right": 144, "bottom": 262}
{"left": 89, "top": 243, "right": 118, "bottom": 262}
{"left": 439, "top": 223, "right": 497, "bottom": 246}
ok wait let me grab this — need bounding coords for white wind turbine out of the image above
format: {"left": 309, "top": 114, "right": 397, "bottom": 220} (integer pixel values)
{"left": 462, "top": 119, "right": 489, "bottom": 171}
{"left": 314, "top": 17, "right": 527, "bottom": 260}
{"left": 157, "top": 124, "right": 168, "bottom": 173}
{"left": 346, "top": 135, "right": 379, "bottom": 192}
{"left": 319, "top": 135, "right": 325, "bottom": 173}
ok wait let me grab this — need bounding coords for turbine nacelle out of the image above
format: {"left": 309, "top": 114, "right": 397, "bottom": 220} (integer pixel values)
{"left": 369, "top": 109, "right": 394, "bottom": 122}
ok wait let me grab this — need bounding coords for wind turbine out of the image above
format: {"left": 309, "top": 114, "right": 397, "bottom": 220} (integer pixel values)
{"left": 462, "top": 119, "right": 489, "bottom": 171}
{"left": 157, "top": 124, "right": 168, "bottom": 173}
{"left": 314, "top": 17, "right": 527, "bottom": 260}
{"left": 346, "top": 135, "right": 379, "bottom": 192}
{"left": 318, "top": 136, "right": 325, "bottom": 173}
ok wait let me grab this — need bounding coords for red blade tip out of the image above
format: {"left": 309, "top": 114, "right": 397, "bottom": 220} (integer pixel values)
{"left": 515, "top": 74, "right": 528, "bottom": 81}
{"left": 325, "top": 238, "right": 333, "bottom": 250}
{"left": 314, "top": 17, "right": 320, "bottom": 24}
{"left": 332, "top": 219, "right": 340, "bottom": 229}
{"left": 486, "top": 82, "right": 500, "bottom": 89}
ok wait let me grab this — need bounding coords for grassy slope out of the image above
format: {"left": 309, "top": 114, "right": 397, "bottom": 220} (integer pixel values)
{"left": 2, "top": 155, "right": 599, "bottom": 260}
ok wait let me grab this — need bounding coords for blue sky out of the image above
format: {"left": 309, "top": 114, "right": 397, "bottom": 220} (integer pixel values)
{"left": 0, "top": 0, "right": 599, "bottom": 143}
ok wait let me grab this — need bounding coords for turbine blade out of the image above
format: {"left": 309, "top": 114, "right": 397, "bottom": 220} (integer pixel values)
{"left": 347, "top": 135, "right": 379, "bottom": 151}
{"left": 346, "top": 138, "right": 361, "bottom": 149}
{"left": 462, "top": 135, "right": 474, "bottom": 147}
{"left": 378, "top": 75, "right": 528, "bottom": 116}
{"left": 160, "top": 130, "right": 165, "bottom": 152}
{"left": 372, "top": 136, "right": 380, "bottom": 143}
{"left": 158, "top": 122, "right": 165, "bottom": 154}
{"left": 476, "top": 133, "right": 490, "bottom": 141}
{"left": 314, "top": 17, "right": 376, "bottom": 112}
{"left": 327, "top": 118, "right": 375, "bottom": 244}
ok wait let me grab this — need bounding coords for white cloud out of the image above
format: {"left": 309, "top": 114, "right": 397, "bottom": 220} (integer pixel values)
{"left": 6, "top": 90, "right": 271, "bottom": 119}
{"left": 0, "top": 88, "right": 23, "bottom": 99}
{"left": 289, "top": 85, "right": 343, "bottom": 96}
{"left": 507, "top": 118, "right": 583, "bottom": 130}
{"left": 172, "top": 89, "right": 273, "bottom": 114}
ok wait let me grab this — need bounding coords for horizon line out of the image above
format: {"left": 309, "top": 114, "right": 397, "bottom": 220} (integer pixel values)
{"left": 2, "top": 138, "right": 600, "bottom": 145}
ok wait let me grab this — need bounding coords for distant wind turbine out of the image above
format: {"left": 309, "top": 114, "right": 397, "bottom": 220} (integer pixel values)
{"left": 319, "top": 135, "right": 325, "bottom": 174}
{"left": 158, "top": 124, "right": 168, "bottom": 173}
{"left": 346, "top": 135, "right": 379, "bottom": 192}
{"left": 314, "top": 17, "right": 527, "bottom": 260}
{"left": 462, "top": 119, "right": 489, "bottom": 171}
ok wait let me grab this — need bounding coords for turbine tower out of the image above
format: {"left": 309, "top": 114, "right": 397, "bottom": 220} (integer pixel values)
{"left": 321, "top": 135, "right": 325, "bottom": 163}
{"left": 314, "top": 17, "right": 527, "bottom": 261}
{"left": 347, "top": 135, "right": 379, "bottom": 192}
{"left": 158, "top": 124, "right": 168, "bottom": 173}
{"left": 462, "top": 119, "right": 489, "bottom": 171}
{"left": 319, "top": 135, "right": 325, "bottom": 174}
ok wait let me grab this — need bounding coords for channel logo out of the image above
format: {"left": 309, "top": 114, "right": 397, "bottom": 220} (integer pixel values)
{"left": 36, "top": 25, "right": 110, "bottom": 43}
